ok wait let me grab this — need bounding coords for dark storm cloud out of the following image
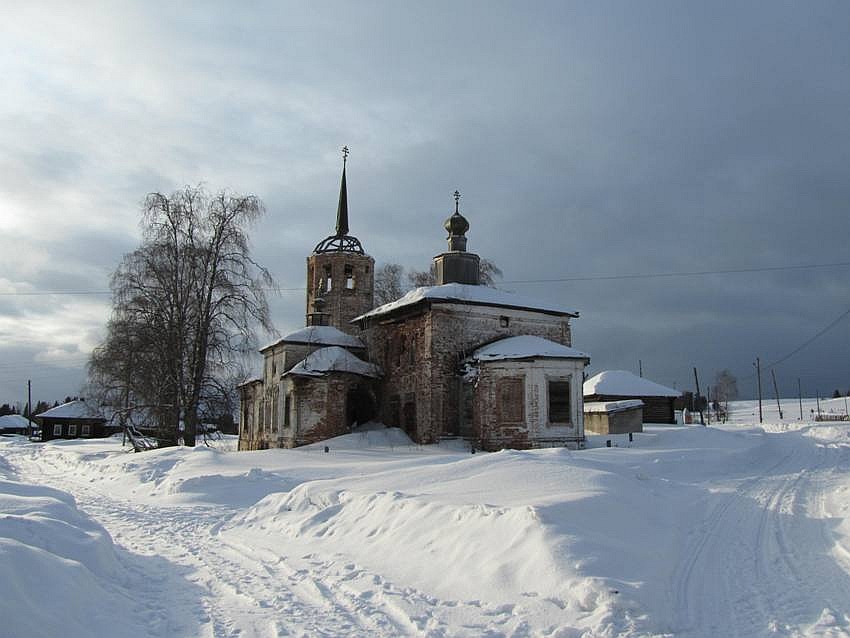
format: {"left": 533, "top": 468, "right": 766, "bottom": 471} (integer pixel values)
{"left": 1, "top": 1, "right": 849, "bottom": 401}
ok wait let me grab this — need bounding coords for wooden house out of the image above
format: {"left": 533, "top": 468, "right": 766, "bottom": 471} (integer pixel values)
{"left": 36, "top": 399, "right": 111, "bottom": 441}
{"left": 583, "top": 370, "right": 679, "bottom": 424}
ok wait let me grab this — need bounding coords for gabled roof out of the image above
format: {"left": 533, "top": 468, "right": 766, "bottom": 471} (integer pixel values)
{"left": 35, "top": 399, "right": 105, "bottom": 420}
{"left": 284, "top": 346, "right": 381, "bottom": 379}
{"left": 353, "top": 282, "right": 578, "bottom": 322}
{"left": 583, "top": 370, "right": 679, "bottom": 398}
{"left": 467, "top": 335, "right": 589, "bottom": 363}
{"left": 261, "top": 325, "right": 365, "bottom": 352}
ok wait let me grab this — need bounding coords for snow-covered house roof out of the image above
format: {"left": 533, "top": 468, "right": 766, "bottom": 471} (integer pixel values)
{"left": 584, "top": 399, "right": 644, "bottom": 414}
{"left": 467, "top": 335, "right": 590, "bottom": 363}
{"left": 583, "top": 371, "right": 679, "bottom": 398}
{"left": 0, "top": 414, "right": 32, "bottom": 430}
{"left": 261, "top": 325, "right": 365, "bottom": 352}
{"left": 284, "top": 346, "right": 381, "bottom": 379}
{"left": 353, "top": 283, "right": 578, "bottom": 322}
{"left": 35, "top": 399, "right": 105, "bottom": 420}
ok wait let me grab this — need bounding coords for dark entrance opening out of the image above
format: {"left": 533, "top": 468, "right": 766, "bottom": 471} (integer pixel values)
{"left": 346, "top": 386, "right": 376, "bottom": 427}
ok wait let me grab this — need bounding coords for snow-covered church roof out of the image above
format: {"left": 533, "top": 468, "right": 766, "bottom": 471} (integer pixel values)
{"left": 467, "top": 335, "right": 589, "bottom": 363}
{"left": 353, "top": 283, "right": 578, "bottom": 322}
{"left": 36, "top": 399, "right": 105, "bottom": 420}
{"left": 261, "top": 325, "right": 365, "bottom": 352}
{"left": 284, "top": 346, "right": 381, "bottom": 379}
{"left": 583, "top": 370, "right": 679, "bottom": 398}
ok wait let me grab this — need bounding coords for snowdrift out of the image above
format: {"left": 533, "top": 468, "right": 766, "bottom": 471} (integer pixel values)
{"left": 0, "top": 475, "right": 145, "bottom": 638}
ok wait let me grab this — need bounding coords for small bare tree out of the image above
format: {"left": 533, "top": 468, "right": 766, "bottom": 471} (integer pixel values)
{"left": 374, "top": 263, "right": 405, "bottom": 305}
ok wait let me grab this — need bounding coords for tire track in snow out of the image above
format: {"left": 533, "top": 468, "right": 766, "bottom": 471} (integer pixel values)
{"left": 671, "top": 432, "right": 850, "bottom": 637}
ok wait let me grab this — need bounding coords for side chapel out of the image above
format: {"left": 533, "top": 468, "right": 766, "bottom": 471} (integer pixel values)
{"left": 238, "top": 151, "right": 590, "bottom": 451}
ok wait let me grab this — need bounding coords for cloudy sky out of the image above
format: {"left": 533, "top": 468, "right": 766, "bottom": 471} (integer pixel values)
{"left": 2, "top": 1, "right": 850, "bottom": 407}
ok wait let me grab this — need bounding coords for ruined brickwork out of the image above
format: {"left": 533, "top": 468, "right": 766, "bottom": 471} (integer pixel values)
{"left": 306, "top": 251, "right": 374, "bottom": 336}
{"left": 238, "top": 380, "right": 266, "bottom": 450}
{"left": 471, "top": 360, "right": 585, "bottom": 450}
{"left": 362, "top": 302, "right": 574, "bottom": 444}
{"left": 276, "top": 374, "right": 372, "bottom": 447}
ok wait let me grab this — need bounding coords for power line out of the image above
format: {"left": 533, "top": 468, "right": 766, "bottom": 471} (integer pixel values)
{"left": 501, "top": 260, "right": 850, "bottom": 284}
{"left": 1, "top": 259, "right": 849, "bottom": 296}
{"left": 740, "top": 303, "right": 850, "bottom": 381}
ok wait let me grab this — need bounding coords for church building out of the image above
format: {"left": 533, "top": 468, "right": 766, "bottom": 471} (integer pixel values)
{"left": 238, "top": 152, "right": 590, "bottom": 451}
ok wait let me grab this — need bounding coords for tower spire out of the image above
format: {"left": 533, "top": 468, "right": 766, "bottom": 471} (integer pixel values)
{"left": 335, "top": 146, "right": 349, "bottom": 236}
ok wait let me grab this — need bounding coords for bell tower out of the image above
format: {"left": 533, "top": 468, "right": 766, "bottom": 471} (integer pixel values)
{"left": 306, "top": 147, "right": 375, "bottom": 335}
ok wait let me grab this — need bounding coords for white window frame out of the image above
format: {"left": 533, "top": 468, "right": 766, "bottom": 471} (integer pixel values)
{"left": 68, "top": 424, "right": 77, "bottom": 436}
{"left": 81, "top": 424, "right": 91, "bottom": 436}
{"left": 53, "top": 424, "right": 62, "bottom": 436}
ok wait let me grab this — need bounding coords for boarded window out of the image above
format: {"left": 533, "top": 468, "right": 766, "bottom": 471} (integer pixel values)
{"left": 498, "top": 377, "right": 524, "bottom": 423}
{"left": 548, "top": 380, "right": 571, "bottom": 423}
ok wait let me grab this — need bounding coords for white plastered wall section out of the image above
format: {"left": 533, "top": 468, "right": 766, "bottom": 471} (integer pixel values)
{"left": 480, "top": 358, "right": 586, "bottom": 443}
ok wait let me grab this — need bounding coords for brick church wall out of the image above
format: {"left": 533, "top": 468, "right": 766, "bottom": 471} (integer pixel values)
{"left": 362, "top": 302, "right": 573, "bottom": 444}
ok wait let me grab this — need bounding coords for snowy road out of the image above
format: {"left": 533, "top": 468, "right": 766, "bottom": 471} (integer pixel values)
{"left": 3, "top": 416, "right": 850, "bottom": 637}
{"left": 669, "top": 428, "right": 850, "bottom": 637}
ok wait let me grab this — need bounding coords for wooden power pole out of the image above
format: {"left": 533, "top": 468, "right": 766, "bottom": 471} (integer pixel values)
{"left": 693, "top": 367, "right": 705, "bottom": 426}
{"left": 771, "top": 369, "right": 783, "bottom": 420}
{"left": 755, "top": 357, "right": 763, "bottom": 424}
{"left": 797, "top": 377, "right": 803, "bottom": 421}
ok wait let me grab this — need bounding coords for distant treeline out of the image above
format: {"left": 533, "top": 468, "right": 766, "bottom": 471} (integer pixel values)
{"left": 0, "top": 396, "right": 81, "bottom": 418}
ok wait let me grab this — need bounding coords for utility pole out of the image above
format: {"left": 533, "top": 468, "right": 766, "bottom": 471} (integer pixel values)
{"left": 754, "top": 358, "right": 763, "bottom": 424}
{"left": 816, "top": 392, "right": 822, "bottom": 420}
{"left": 693, "top": 367, "right": 705, "bottom": 426}
{"left": 27, "top": 379, "right": 33, "bottom": 437}
{"left": 771, "top": 369, "right": 783, "bottom": 420}
{"left": 797, "top": 378, "right": 803, "bottom": 421}
{"left": 639, "top": 360, "right": 643, "bottom": 377}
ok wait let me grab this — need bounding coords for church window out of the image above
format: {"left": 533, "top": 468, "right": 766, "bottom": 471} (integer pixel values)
{"left": 548, "top": 379, "right": 571, "bottom": 424}
{"left": 344, "top": 264, "right": 355, "bottom": 289}
{"left": 497, "top": 377, "right": 524, "bottom": 423}
{"left": 324, "top": 264, "right": 333, "bottom": 291}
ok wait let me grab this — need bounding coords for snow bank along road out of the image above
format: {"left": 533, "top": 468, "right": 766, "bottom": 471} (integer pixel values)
{"left": 1, "top": 414, "right": 850, "bottom": 637}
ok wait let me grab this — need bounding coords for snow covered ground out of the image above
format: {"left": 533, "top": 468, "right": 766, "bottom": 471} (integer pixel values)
{"left": 1, "top": 399, "right": 849, "bottom": 637}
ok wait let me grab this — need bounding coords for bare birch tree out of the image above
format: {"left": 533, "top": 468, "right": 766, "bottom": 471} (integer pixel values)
{"left": 88, "top": 186, "right": 275, "bottom": 446}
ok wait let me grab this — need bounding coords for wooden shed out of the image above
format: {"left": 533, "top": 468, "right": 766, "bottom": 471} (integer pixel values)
{"left": 583, "top": 370, "right": 679, "bottom": 424}
{"left": 584, "top": 399, "right": 644, "bottom": 434}
{"left": 36, "top": 399, "right": 110, "bottom": 441}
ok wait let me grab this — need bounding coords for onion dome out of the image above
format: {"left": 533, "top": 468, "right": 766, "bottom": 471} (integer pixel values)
{"left": 444, "top": 190, "right": 469, "bottom": 252}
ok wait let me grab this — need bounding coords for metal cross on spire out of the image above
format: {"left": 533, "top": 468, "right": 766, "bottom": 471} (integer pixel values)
{"left": 341, "top": 145, "right": 349, "bottom": 166}
{"left": 453, "top": 189, "right": 460, "bottom": 213}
